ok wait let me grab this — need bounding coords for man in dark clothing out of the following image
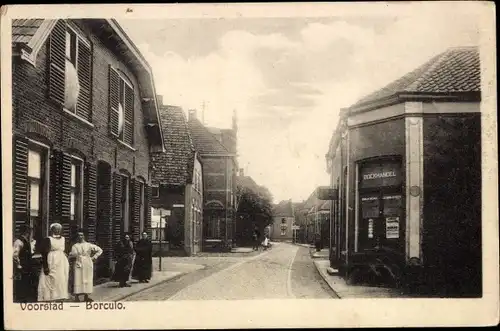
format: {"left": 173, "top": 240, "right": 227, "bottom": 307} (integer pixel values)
{"left": 13, "top": 224, "right": 37, "bottom": 302}
{"left": 252, "top": 227, "right": 261, "bottom": 251}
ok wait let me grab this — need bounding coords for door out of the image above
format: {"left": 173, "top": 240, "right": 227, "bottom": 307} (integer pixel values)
{"left": 358, "top": 192, "right": 404, "bottom": 252}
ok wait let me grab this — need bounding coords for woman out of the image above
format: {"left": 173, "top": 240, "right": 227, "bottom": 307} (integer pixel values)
{"left": 69, "top": 229, "right": 103, "bottom": 302}
{"left": 37, "top": 223, "right": 70, "bottom": 302}
{"left": 132, "top": 232, "right": 153, "bottom": 283}
{"left": 111, "top": 233, "right": 135, "bottom": 287}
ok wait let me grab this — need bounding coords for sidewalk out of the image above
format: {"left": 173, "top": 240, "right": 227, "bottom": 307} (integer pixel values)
{"left": 313, "top": 260, "right": 409, "bottom": 298}
{"left": 310, "top": 248, "right": 329, "bottom": 259}
{"left": 91, "top": 258, "right": 206, "bottom": 301}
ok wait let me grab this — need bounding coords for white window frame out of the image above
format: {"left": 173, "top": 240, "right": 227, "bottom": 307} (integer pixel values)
{"left": 69, "top": 155, "right": 84, "bottom": 229}
{"left": 27, "top": 139, "right": 50, "bottom": 246}
{"left": 63, "top": 25, "right": 92, "bottom": 122}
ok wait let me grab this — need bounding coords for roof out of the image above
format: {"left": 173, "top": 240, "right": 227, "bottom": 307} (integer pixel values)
{"left": 12, "top": 19, "right": 44, "bottom": 44}
{"left": 273, "top": 200, "right": 294, "bottom": 218}
{"left": 187, "top": 117, "right": 232, "bottom": 156}
{"left": 11, "top": 19, "right": 165, "bottom": 151}
{"left": 349, "top": 46, "right": 480, "bottom": 112}
{"left": 151, "top": 105, "right": 196, "bottom": 186}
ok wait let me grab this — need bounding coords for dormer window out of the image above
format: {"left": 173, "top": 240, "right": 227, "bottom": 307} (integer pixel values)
{"left": 48, "top": 20, "right": 92, "bottom": 123}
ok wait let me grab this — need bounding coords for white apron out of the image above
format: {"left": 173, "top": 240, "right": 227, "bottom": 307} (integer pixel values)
{"left": 38, "top": 236, "right": 69, "bottom": 301}
{"left": 70, "top": 242, "right": 103, "bottom": 294}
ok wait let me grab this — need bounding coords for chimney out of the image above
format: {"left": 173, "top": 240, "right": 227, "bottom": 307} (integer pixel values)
{"left": 156, "top": 95, "right": 163, "bottom": 106}
{"left": 188, "top": 109, "right": 197, "bottom": 121}
{"left": 239, "top": 168, "right": 244, "bottom": 176}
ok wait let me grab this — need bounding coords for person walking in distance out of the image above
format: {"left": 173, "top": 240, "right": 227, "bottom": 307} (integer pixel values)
{"left": 111, "top": 233, "right": 135, "bottom": 287}
{"left": 252, "top": 226, "right": 261, "bottom": 251}
{"left": 37, "top": 223, "right": 70, "bottom": 302}
{"left": 69, "top": 229, "right": 103, "bottom": 302}
{"left": 13, "top": 224, "right": 37, "bottom": 302}
{"left": 132, "top": 232, "right": 153, "bottom": 283}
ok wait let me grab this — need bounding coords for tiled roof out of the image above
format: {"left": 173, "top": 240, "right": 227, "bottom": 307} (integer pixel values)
{"left": 273, "top": 200, "right": 294, "bottom": 217}
{"left": 350, "top": 46, "right": 480, "bottom": 110}
{"left": 187, "top": 117, "right": 230, "bottom": 156}
{"left": 151, "top": 105, "right": 195, "bottom": 186}
{"left": 12, "top": 19, "right": 44, "bottom": 44}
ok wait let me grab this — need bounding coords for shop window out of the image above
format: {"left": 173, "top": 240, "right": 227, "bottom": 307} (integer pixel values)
{"left": 70, "top": 157, "right": 84, "bottom": 228}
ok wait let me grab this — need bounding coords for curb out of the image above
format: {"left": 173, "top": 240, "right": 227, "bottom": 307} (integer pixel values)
{"left": 112, "top": 272, "right": 187, "bottom": 302}
{"left": 312, "top": 261, "right": 342, "bottom": 299}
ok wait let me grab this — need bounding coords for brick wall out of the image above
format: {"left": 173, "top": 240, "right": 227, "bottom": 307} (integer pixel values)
{"left": 12, "top": 20, "right": 153, "bottom": 277}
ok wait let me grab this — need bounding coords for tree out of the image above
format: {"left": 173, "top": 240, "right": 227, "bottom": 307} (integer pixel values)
{"left": 235, "top": 183, "right": 273, "bottom": 245}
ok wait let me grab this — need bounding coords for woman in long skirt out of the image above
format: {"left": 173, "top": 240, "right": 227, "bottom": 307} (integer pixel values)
{"left": 111, "top": 233, "right": 135, "bottom": 287}
{"left": 69, "top": 229, "right": 103, "bottom": 302}
{"left": 132, "top": 232, "right": 153, "bottom": 283}
{"left": 38, "top": 223, "right": 70, "bottom": 302}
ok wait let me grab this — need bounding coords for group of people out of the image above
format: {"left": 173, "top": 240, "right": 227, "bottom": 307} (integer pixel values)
{"left": 252, "top": 227, "right": 271, "bottom": 251}
{"left": 13, "top": 223, "right": 153, "bottom": 303}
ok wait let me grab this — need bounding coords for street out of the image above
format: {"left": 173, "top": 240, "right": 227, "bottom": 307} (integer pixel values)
{"left": 125, "top": 243, "right": 338, "bottom": 301}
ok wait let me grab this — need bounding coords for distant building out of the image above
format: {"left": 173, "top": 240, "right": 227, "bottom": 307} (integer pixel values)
{"left": 11, "top": 19, "right": 165, "bottom": 277}
{"left": 270, "top": 200, "right": 295, "bottom": 242}
{"left": 150, "top": 98, "right": 203, "bottom": 256}
{"left": 187, "top": 110, "right": 238, "bottom": 251}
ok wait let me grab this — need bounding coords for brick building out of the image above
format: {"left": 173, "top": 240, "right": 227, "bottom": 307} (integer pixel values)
{"left": 11, "top": 19, "right": 165, "bottom": 278}
{"left": 187, "top": 110, "right": 238, "bottom": 251}
{"left": 150, "top": 98, "right": 203, "bottom": 256}
{"left": 326, "top": 46, "right": 481, "bottom": 296}
{"left": 270, "top": 200, "right": 295, "bottom": 242}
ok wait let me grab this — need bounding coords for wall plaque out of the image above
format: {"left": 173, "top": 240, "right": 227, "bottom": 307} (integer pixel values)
{"left": 410, "top": 185, "right": 421, "bottom": 197}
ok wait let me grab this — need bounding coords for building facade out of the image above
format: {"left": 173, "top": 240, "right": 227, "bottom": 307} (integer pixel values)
{"left": 11, "top": 19, "right": 164, "bottom": 278}
{"left": 150, "top": 100, "right": 203, "bottom": 256}
{"left": 187, "top": 110, "right": 238, "bottom": 251}
{"left": 270, "top": 200, "right": 295, "bottom": 242}
{"left": 326, "top": 46, "right": 482, "bottom": 297}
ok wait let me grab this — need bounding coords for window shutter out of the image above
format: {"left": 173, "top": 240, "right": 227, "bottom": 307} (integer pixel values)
{"left": 112, "top": 172, "right": 122, "bottom": 249}
{"left": 144, "top": 184, "right": 152, "bottom": 239}
{"left": 76, "top": 40, "right": 92, "bottom": 122}
{"left": 130, "top": 178, "right": 141, "bottom": 242}
{"left": 108, "top": 66, "right": 120, "bottom": 137}
{"left": 48, "top": 20, "right": 66, "bottom": 105}
{"left": 61, "top": 153, "right": 72, "bottom": 239}
{"left": 84, "top": 162, "right": 97, "bottom": 243}
{"left": 124, "top": 84, "right": 134, "bottom": 146}
{"left": 13, "top": 136, "right": 29, "bottom": 235}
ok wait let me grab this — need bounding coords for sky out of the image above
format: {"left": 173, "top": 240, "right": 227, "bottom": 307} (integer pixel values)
{"left": 118, "top": 5, "right": 480, "bottom": 204}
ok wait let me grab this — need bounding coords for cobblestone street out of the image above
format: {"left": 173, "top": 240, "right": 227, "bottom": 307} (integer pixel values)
{"left": 125, "top": 243, "right": 337, "bottom": 301}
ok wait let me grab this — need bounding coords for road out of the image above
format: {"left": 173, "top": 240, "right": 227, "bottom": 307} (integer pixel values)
{"left": 125, "top": 243, "right": 338, "bottom": 301}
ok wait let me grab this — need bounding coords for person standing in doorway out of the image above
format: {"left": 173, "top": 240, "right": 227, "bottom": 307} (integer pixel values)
{"left": 37, "top": 223, "right": 70, "bottom": 302}
{"left": 69, "top": 229, "right": 103, "bottom": 302}
{"left": 112, "top": 233, "right": 135, "bottom": 287}
{"left": 13, "top": 224, "right": 37, "bottom": 302}
{"left": 132, "top": 232, "right": 153, "bottom": 283}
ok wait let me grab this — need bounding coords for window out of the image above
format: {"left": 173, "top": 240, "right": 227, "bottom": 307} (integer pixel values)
{"left": 152, "top": 185, "right": 159, "bottom": 198}
{"left": 207, "top": 217, "right": 220, "bottom": 239}
{"left": 109, "top": 67, "right": 134, "bottom": 146}
{"left": 70, "top": 157, "right": 83, "bottom": 227}
{"left": 65, "top": 29, "right": 77, "bottom": 66}
{"left": 120, "top": 175, "right": 130, "bottom": 233}
{"left": 27, "top": 142, "right": 49, "bottom": 246}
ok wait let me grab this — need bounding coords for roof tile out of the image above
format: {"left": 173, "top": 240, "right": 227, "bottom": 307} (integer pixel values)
{"left": 187, "top": 117, "right": 230, "bottom": 155}
{"left": 12, "top": 19, "right": 44, "bottom": 45}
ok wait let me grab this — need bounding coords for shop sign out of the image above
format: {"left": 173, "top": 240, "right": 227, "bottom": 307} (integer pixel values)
{"left": 385, "top": 217, "right": 399, "bottom": 239}
{"left": 360, "top": 161, "right": 402, "bottom": 188}
{"left": 316, "top": 187, "right": 338, "bottom": 200}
